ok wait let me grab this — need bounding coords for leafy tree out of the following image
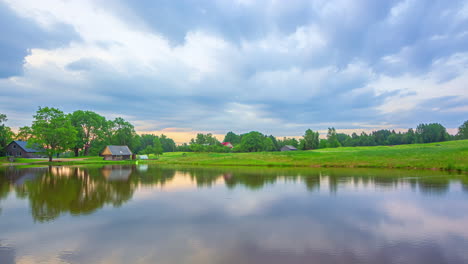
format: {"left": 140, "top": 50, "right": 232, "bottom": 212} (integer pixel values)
{"left": 30, "top": 107, "right": 77, "bottom": 161}
{"left": 223, "top": 131, "right": 241, "bottom": 145}
{"left": 318, "top": 139, "right": 328, "bottom": 149}
{"left": 458, "top": 120, "right": 468, "bottom": 139}
{"left": 336, "top": 133, "right": 351, "bottom": 146}
{"left": 110, "top": 117, "right": 138, "bottom": 150}
{"left": 239, "top": 131, "right": 266, "bottom": 152}
{"left": 343, "top": 132, "right": 359, "bottom": 147}
{"left": 358, "top": 132, "right": 376, "bottom": 146}
{"left": 372, "top": 130, "right": 392, "bottom": 145}
{"left": 0, "top": 114, "right": 14, "bottom": 156}
{"left": 326, "top": 127, "right": 341, "bottom": 148}
{"left": 302, "top": 129, "right": 319, "bottom": 150}
{"left": 189, "top": 133, "right": 221, "bottom": 152}
{"left": 160, "top": 134, "right": 176, "bottom": 152}
{"left": 263, "top": 137, "right": 275, "bottom": 151}
{"left": 194, "top": 133, "right": 206, "bottom": 145}
{"left": 404, "top": 128, "right": 416, "bottom": 144}
{"left": 153, "top": 136, "right": 163, "bottom": 156}
{"left": 69, "top": 110, "right": 106, "bottom": 156}
{"left": 191, "top": 133, "right": 219, "bottom": 146}
{"left": 189, "top": 143, "right": 204, "bottom": 152}
{"left": 387, "top": 133, "right": 401, "bottom": 145}
{"left": 205, "top": 133, "right": 220, "bottom": 145}
{"left": 176, "top": 143, "right": 191, "bottom": 152}
{"left": 16, "top": 126, "right": 33, "bottom": 141}
{"left": 137, "top": 134, "right": 157, "bottom": 153}
{"left": 416, "top": 123, "right": 449, "bottom": 143}
{"left": 268, "top": 135, "right": 279, "bottom": 150}
{"left": 141, "top": 134, "right": 156, "bottom": 147}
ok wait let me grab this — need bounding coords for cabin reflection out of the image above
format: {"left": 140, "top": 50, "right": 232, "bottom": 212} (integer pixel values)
{"left": 2, "top": 167, "right": 47, "bottom": 186}
{"left": 101, "top": 165, "right": 132, "bottom": 181}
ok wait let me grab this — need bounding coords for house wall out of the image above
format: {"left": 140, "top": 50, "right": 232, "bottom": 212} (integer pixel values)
{"left": 101, "top": 147, "right": 112, "bottom": 156}
{"left": 5, "top": 142, "right": 42, "bottom": 158}
{"left": 103, "top": 155, "right": 131, "bottom": 161}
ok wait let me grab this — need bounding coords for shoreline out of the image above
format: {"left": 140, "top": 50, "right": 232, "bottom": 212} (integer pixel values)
{"left": 1, "top": 140, "right": 467, "bottom": 173}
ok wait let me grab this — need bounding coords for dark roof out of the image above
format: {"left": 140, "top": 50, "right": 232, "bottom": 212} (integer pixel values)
{"left": 281, "top": 145, "right": 298, "bottom": 151}
{"left": 11, "top": 141, "right": 43, "bottom": 153}
{"left": 106, "top": 145, "right": 133, "bottom": 155}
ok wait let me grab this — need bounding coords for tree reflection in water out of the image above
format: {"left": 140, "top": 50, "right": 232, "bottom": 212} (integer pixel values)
{"left": 0, "top": 166, "right": 465, "bottom": 222}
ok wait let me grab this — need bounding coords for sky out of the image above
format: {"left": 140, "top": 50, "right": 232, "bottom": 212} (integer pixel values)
{"left": 0, "top": 0, "right": 467, "bottom": 143}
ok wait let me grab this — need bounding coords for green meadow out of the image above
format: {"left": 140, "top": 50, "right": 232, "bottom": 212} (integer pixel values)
{"left": 2, "top": 140, "right": 467, "bottom": 172}
{"left": 155, "top": 140, "right": 468, "bottom": 172}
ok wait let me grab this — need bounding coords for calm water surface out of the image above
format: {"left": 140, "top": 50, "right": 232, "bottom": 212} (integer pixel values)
{"left": 1, "top": 165, "right": 468, "bottom": 264}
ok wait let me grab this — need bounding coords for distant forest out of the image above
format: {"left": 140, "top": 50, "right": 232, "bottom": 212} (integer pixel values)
{"left": 0, "top": 107, "right": 467, "bottom": 158}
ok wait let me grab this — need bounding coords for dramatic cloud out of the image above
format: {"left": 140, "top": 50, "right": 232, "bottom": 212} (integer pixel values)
{"left": 0, "top": 0, "right": 467, "bottom": 142}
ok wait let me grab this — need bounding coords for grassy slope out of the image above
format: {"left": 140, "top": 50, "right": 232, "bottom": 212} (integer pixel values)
{"left": 156, "top": 140, "right": 468, "bottom": 172}
{"left": 1, "top": 140, "right": 467, "bottom": 172}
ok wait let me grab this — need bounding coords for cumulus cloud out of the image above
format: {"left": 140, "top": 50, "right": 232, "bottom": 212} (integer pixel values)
{"left": 0, "top": 0, "right": 467, "bottom": 141}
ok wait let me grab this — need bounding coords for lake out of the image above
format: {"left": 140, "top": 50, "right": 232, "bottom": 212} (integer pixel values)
{"left": 1, "top": 165, "right": 468, "bottom": 264}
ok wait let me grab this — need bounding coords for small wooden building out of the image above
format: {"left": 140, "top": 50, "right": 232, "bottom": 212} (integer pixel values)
{"left": 280, "top": 145, "right": 298, "bottom": 151}
{"left": 101, "top": 145, "right": 133, "bottom": 161}
{"left": 5, "top": 141, "right": 44, "bottom": 158}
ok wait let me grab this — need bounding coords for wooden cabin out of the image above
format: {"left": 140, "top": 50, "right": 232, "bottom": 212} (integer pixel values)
{"left": 101, "top": 145, "right": 133, "bottom": 160}
{"left": 5, "top": 141, "right": 45, "bottom": 158}
{"left": 280, "top": 145, "right": 298, "bottom": 151}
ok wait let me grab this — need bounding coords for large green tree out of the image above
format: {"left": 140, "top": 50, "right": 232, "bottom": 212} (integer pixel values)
{"left": 458, "top": 120, "right": 468, "bottom": 139}
{"left": 109, "top": 117, "right": 139, "bottom": 151}
{"left": 327, "top": 127, "right": 341, "bottom": 148}
{"left": 238, "top": 131, "right": 266, "bottom": 152}
{"left": 0, "top": 114, "right": 14, "bottom": 156}
{"left": 302, "top": 129, "right": 320, "bottom": 150}
{"left": 30, "top": 107, "right": 77, "bottom": 161}
{"left": 223, "top": 131, "right": 241, "bottom": 145}
{"left": 160, "top": 134, "right": 176, "bottom": 152}
{"left": 416, "top": 123, "right": 449, "bottom": 143}
{"left": 191, "top": 133, "right": 219, "bottom": 146}
{"left": 139, "top": 135, "right": 164, "bottom": 156}
{"left": 69, "top": 110, "right": 106, "bottom": 156}
{"left": 263, "top": 137, "right": 275, "bottom": 151}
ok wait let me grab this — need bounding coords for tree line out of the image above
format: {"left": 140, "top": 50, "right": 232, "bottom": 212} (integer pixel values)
{"left": 177, "top": 121, "right": 467, "bottom": 153}
{"left": 0, "top": 107, "right": 467, "bottom": 158}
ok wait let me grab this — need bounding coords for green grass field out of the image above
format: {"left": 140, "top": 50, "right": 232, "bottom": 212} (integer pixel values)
{"left": 1, "top": 140, "right": 467, "bottom": 172}
{"left": 156, "top": 140, "right": 468, "bottom": 172}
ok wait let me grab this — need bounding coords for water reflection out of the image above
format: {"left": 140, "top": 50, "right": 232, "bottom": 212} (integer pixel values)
{"left": 0, "top": 166, "right": 467, "bottom": 264}
{"left": 0, "top": 243, "right": 15, "bottom": 264}
{"left": 0, "top": 166, "right": 467, "bottom": 222}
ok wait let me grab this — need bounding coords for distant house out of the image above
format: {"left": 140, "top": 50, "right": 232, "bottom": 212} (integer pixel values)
{"left": 101, "top": 145, "right": 133, "bottom": 161}
{"left": 5, "top": 141, "right": 44, "bottom": 158}
{"left": 222, "top": 142, "right": 234, "bottom": 148}
{"left": 280, "top": 145, "right": 298, "bottom": 151}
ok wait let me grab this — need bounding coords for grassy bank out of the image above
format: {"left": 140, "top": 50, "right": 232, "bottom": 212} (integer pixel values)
{"left": 1, "top": 140, "right": 467, "bottom": 172}
{"left": 156, "top": 140, "right": 468, "bottom": 172}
